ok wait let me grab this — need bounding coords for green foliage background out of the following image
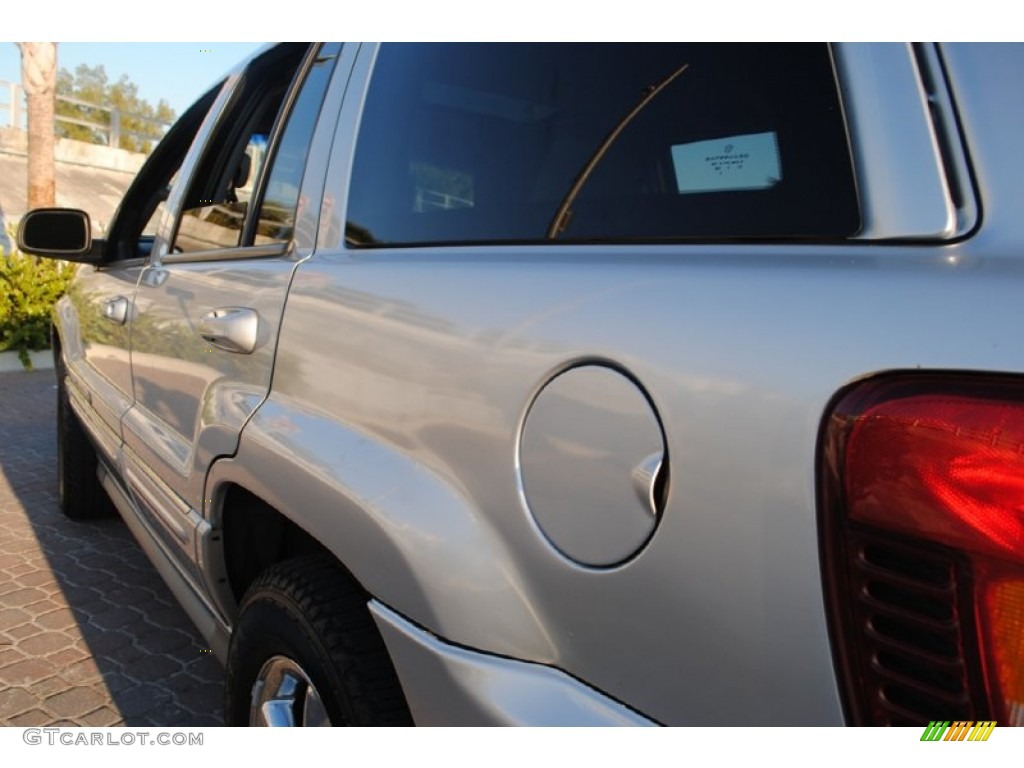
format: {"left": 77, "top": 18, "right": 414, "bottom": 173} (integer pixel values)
{"left": 0, "top": 224, "right": 75, "bottom": 369}
{"left": 57, "top": 63, "right": 176, "bottom": 154}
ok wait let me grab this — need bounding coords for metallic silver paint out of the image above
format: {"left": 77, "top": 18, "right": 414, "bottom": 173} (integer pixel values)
{"left": 262, "top": 246, "right": 867, "bottom": 725}
{"left": 122, "top": 256, "right": 298, "bottom": 584}
{"left": 941, "top": 43, "right": 1024, "bottom": 244}
{"left": 58, "top": 264, "right": 141, "bottom": 447}
{"left": 834, "top": 43, "right": 963, "bottom": 239}
{"left": 370, "top": 601, "right": 655, "bottom": 726}
{"left": 98, "top": 463, "right": 231, "bottom": 661}
{"left": 207, "top": 395, "right": 561, "bottom": 663}
{"left": 518, "top": 364, "right": 665, "bottom": 566}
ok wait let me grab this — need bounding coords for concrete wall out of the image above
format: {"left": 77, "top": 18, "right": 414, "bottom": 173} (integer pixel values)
{"left": 0, "top": 137, "right": 140, "bottom": 233}
{"left": 0, "top": 127, "right": 146, "bottom": 174}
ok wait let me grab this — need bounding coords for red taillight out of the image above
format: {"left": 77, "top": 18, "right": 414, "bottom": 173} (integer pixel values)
{"left": 846, "top": 393, "right": 1024, "bottom": 562}
{"left": 821, "top": 377, "right": 1024, "bottom": 726}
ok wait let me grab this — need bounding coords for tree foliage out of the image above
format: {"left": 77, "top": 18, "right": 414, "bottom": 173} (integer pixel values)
{"left": 0, "top": 223, "right": 75, "bottom": 369}
{"left": 56, "top": 63, "right": 176, "bottom": 154}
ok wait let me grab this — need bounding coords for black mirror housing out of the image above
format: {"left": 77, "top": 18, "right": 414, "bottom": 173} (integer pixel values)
{"left": 17, "top": 208, "right": 101, "bottom": 263}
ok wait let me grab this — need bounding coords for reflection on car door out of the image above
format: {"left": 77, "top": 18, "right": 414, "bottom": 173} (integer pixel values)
{"left": 56, "top": 263, "right": 140, "bottom": 465}
{"left": 120, "top": 43, "right": 342, "bottom": 586}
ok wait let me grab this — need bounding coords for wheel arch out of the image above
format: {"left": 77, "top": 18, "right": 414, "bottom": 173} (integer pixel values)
{"left": 215, "top": 483, "right": 339, "bottom": 610}
{"left": 204, "top": 394, "right": 558, "bottom": 664}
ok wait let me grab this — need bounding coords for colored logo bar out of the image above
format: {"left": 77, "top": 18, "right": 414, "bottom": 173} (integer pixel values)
{"left": 920, "top": 721, "right": 996, "bottom": 741}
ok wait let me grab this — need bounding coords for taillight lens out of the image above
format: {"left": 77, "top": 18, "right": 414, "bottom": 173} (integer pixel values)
{"left": 979, "top": 574, "right": 1024, "bottom": 726}
{"left": 821, "top": 376, "right": 1024, "bottom": 726}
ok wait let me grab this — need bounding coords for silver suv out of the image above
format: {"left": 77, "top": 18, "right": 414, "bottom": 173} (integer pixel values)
{"left": 19, "top": 43, "right": 1024, "bottom": 727}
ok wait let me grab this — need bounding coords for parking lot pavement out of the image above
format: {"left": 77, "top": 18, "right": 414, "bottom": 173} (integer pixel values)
{"left": 0, "top": 369, "right": 224, "bottom": 726}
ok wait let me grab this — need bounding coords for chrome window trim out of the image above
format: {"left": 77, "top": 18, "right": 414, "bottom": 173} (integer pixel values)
{"left": 159, "top": 242, "right": 290, "bottom": 265}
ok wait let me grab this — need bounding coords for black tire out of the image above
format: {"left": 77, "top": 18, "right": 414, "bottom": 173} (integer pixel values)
{"left": 225, "top": 555, "right": 413, "bottom": 726}
{"left": 56, "top": 361, "right": 113, "bottom": 520}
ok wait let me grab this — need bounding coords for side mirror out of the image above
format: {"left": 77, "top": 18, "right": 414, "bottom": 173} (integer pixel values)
{"left": 17, "top": 208, "right": 100, "bottom": 263}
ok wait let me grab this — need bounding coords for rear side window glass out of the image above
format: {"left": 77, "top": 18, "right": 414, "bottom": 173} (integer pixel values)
{"left": 347, "top": 44, "right": 860, "bottom": 246}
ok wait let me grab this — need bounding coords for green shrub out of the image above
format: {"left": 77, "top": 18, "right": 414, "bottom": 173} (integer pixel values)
{"left": 0, "top": 224, "right": 76, "bottom": 369}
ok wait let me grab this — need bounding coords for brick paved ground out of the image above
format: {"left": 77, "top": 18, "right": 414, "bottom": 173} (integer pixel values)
{"left": 0, "top": 369, "right": 224, "bottom": 726}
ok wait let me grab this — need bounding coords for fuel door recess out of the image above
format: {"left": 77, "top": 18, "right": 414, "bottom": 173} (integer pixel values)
{"left": 518, "top": 364, "right": 668, "bottom": 567}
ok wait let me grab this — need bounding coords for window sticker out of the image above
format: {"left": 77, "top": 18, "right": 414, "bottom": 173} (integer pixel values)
{"left": 671, "top": 131, "right": 781, "bottom": 194}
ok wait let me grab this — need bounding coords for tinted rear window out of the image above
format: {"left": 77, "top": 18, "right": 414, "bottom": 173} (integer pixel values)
{"left": 347, "top": 43, "right": 860, "bottom": 246}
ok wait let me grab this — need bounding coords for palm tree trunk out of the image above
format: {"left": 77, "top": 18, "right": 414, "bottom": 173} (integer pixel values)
{"left": 17, "top": 43, "right": 57, "bottom": 210}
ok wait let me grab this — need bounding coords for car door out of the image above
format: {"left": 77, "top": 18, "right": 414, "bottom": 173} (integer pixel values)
{"left": 56, "top": 257, "right": 138, "bottom": 468}
{"left": 54, "top": 80, "right": 230, "bottom": 470}
{"left": 121, "top": 43, "right": 343, "bottom": 585}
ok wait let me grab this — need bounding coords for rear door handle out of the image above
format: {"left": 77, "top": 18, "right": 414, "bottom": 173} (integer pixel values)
{"left": 197, "top": 307, "right": 259, "bottom": 354}
{"left": 102, "top": 296, "right": 129, "bottom": 325}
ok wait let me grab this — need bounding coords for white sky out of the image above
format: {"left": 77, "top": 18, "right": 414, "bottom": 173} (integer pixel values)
{"left": 2, "top": 1, "right": 1014, "bottom": 43}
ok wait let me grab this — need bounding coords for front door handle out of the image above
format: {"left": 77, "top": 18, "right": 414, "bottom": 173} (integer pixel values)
{"left": 198, "top": 307, "right": 259, "bottom": 354}
{"left": 102, "top": 296, "right": 129, "bottom": 325}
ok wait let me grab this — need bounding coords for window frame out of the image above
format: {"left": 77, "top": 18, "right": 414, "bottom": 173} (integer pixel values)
{"left": 243, "top": 42, "right": 345, "bottom": 249}
{"left": 335, "top": 43, "right": 978, "bottom": 250}
{"left": 162, "top": 43, "right": 320, "bottom": 263}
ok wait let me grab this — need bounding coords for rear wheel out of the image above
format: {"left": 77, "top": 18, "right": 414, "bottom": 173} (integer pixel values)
{"left": 226, "top": 555, "right": 412, "bottom": 726}
{"left": 56, "top": 360, "right": 112, "bottom": 520}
